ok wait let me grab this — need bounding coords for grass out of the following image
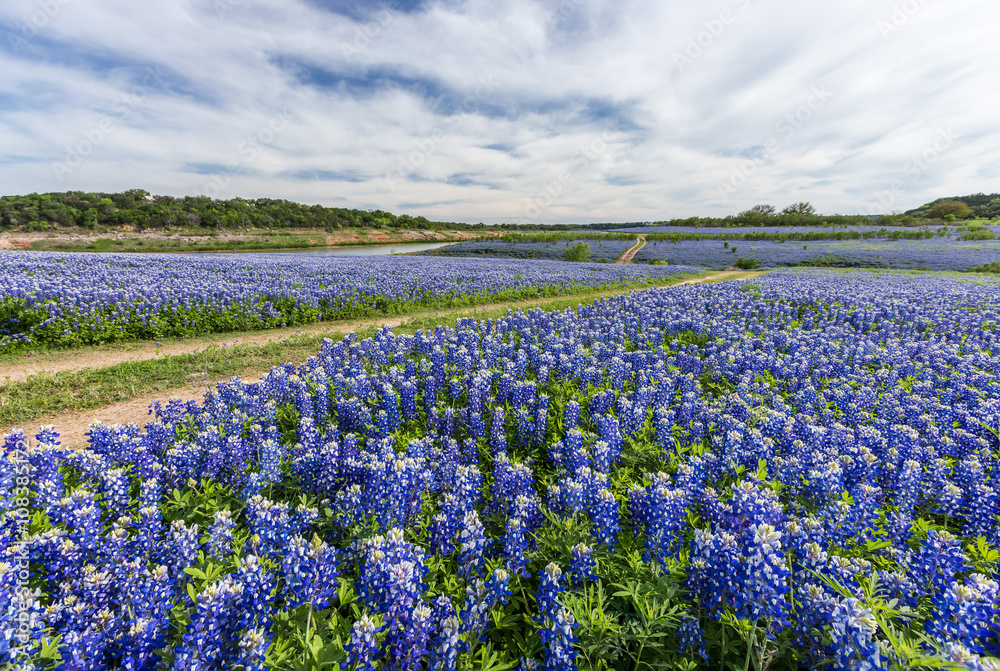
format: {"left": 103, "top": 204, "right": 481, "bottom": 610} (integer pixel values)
{"left": 0, "top": 333, "right": 348, "bottom": 426}
{"left": 31, "top": 236, "right": 328, "bottom": 254}
{"left": 0, "top": 271, "right": 727, "bottom": 425}
{"left": 798, "top": 266, "right": 1000, "bottom": 281}
{"left": 0, "top": 272, "right": 715, "bottom": 365}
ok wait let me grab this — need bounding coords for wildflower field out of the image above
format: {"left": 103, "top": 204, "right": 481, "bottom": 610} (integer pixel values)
{"left": 3, "top": 269, "right": 1000, "bottom": 670}
{"left": 430, "top": 235, "right": 1000, "bottom": 272}
{"left": 0, "top": 252, "right": 696, "bottom": 351}
{"left": 633, "top": 238, "right": 1000, "bottom": 271}
{"left": 422, "top": 240, "right": 636, "bottom": 263}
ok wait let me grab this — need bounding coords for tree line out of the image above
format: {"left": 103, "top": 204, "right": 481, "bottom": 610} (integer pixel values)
{"left": 0, "top": 190, "right": 474, "bottom": 232}
{"left": 3, "top": 190, "right": 996, "bottom": 233}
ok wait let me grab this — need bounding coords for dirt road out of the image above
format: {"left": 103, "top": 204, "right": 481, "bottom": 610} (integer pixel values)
{"left": 5, "top": 270, "right": 764, "bottom": 447}
{"left": 614, "top": 236, "right": 647, "bottom": 264}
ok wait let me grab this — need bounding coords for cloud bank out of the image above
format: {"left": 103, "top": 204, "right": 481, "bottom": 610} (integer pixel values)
{"left": 1, "top": 0, "right": 997, "bottom": 223}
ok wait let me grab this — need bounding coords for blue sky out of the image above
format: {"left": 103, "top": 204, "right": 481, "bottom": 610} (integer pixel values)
{"left": 1, "top": 0, "right": 997, "bottom": 224}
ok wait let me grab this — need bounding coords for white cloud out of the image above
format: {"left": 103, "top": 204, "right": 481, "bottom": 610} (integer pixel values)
{"left": 0, "top": 0, "right": 997, "bottom": 223}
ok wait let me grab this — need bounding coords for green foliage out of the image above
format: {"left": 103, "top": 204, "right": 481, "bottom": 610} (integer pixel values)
{"left": 740, "top": 204, "right": 776, "bottom": 217}
{"left": 564, "top": 242, "right": 593, "bottom": 262}
{"left": 0, "top": 190, "right": 469, "bottom": 232}
{"left": 968, "top": 262, "right": 1000, "bottom": 274}
{"left": 908, "top": 193, "right": 1000, "bottom": 219}
{"left": 781, "top": 202, "right": 816, "bottom": 216}
{"left": 958, "top": 225, "right": 996, "bottom": 241}
{"left": 734, "top": 257, "right": 761, "bottom": 270}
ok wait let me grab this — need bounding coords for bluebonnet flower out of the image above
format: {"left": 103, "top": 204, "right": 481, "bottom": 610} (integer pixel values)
{"left": 26, "top": 441, "right": 65, "bottom": 506}
{"left": 237, "top": 554, "right": 277, "bottom": 627}
{"left": 591, "top": 488, "right": 620, "bottom": 550}
{"left": 281, "top": 535, "right": 340, "bottom": 610}
{"left": 428, "top": 613, "right": 462, "bottom": 671}
{"left": 460, "top": 568, "right": 512, "bottom": 644}
{"left": 628, "top": 473, "right": 688, "bottom": 565}
{"left": 457, "top": 510, "right": 490, "bottom": 579}
{"left": 687, "top": 482, "right": 791, "bottom": 635}
{"left": 963, "top": 483, "right": 999, "bottom": 544}
{"left": 570, "top": 543, "right": 597, "bottom": 586}
{"left": 235, "top": 626, "right": 271, "bottom": 671}
{"left": 246, "top": 495, "right": 316, "bottom": 556}
{"left": 99, "top": 467, "right": 130, "bottom": 520}
{"left": 541, "top": 607, "right": 578, "bottom": 671}
{"left": 357, "top": 529, "right": 430, "bottom": 667}
{"left": 344, "top": 614, "right": 382, "bottom": 671}
{"left": 909, "top": 529, "right": 967, "bottom": 596}
{"left": 536, "top": 563, "right": 564, "bottom": 625}
{"left": 1, "top": 561, "right": 45, "bottom": 666}
{"left": 925, "top": 574, "right": 999, "bottom": 653}
{"left": 827, "top": 597, "right": 881, "bottom": 671}
{"left": 677, "top": 616, "right": 707, "bottom": 660}
{"left": 563, "top": 400, "right": 580, "bottom": 431}
{"left": 167, "top": 519, "right": 201, "bottom": 577}
{"left": 207, "top": 509, "right": 236, "bottom": 559}
{"left": 173, "top": 577, "right": 244, "bottom": 670}
{"left": 502, "top": 516, "right": 530, "bottom": 577}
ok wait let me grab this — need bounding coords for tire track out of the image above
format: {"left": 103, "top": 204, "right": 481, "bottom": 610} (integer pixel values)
{"left": 615, "top": 236, "right": 647, "bottom": 264}
{"left": 7, "top": 271, "right": 762, "bottom": 447}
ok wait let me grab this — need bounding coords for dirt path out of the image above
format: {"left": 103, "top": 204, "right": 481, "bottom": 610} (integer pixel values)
{"left": 26, "top": 383, "right": 210, "bottom": 449}
{"left": 3, "top": 270, "right": 762, "bottom": 385}
{"left": 614, "top": 236, "right": 647, "bottom": 264}
{"left": 674, "top": 269, "right": 764, "bottom": 285}
{"left": 3, "top": 285, "right": 665, "bottom": 384}
{"left": 8, "top": 270, "right": 764, "bottom": 447}
{"left": 0, "top": 317, "right": 407, "bottom": 385}
{"left": 0, "top": 227, "right": 488, "bottom": 251}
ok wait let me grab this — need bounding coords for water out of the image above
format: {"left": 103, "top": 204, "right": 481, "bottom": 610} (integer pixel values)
{"left": 212, "top": 242, "right": 457, "bottom": 256}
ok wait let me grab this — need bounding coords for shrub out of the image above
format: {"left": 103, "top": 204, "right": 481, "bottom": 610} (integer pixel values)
{"left": 960, "top": 227, "right": 995, "bottom": 241}
{"left": 927, "top": 201, "right": 971, "bottom": 220}
{"left": 564, "top": 242, "right": 592, "bottom": 262}
{"left": 735, "top": 257, "right": 761, "bottom": 270}
{"left": 782, "top": 202, "right": 816, "bottom": 216}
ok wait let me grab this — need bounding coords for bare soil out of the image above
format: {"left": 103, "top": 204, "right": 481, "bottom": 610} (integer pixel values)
{"left": 614, "top": 236, "right": 647, "bottom": 264}
{"left": 0, "top": 228, "right": 489, "bottom": 250}
{"left": 7, "top": 271, "right": 761, "bottom": 448}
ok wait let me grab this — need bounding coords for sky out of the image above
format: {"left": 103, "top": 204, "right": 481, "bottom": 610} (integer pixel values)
{"left": 1, "top": 0, "right": 998, "bottom": 225}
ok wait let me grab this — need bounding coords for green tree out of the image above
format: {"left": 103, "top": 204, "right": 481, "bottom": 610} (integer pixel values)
{"left": 564, "top": 242, "right": 592, "bottom": 262}
{"left": 741, "top": 204, "right": 776, "bottom": 217}
{"left": 782, "top": 202, "right": 816, "bottom": 215}
{"left": 926, "top": 201, "right": 971, "bottom": 220}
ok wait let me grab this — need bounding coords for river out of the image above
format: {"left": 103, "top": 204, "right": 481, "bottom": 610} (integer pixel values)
{"left": 272, "top": 242, "right": 455, "bottom": 256}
